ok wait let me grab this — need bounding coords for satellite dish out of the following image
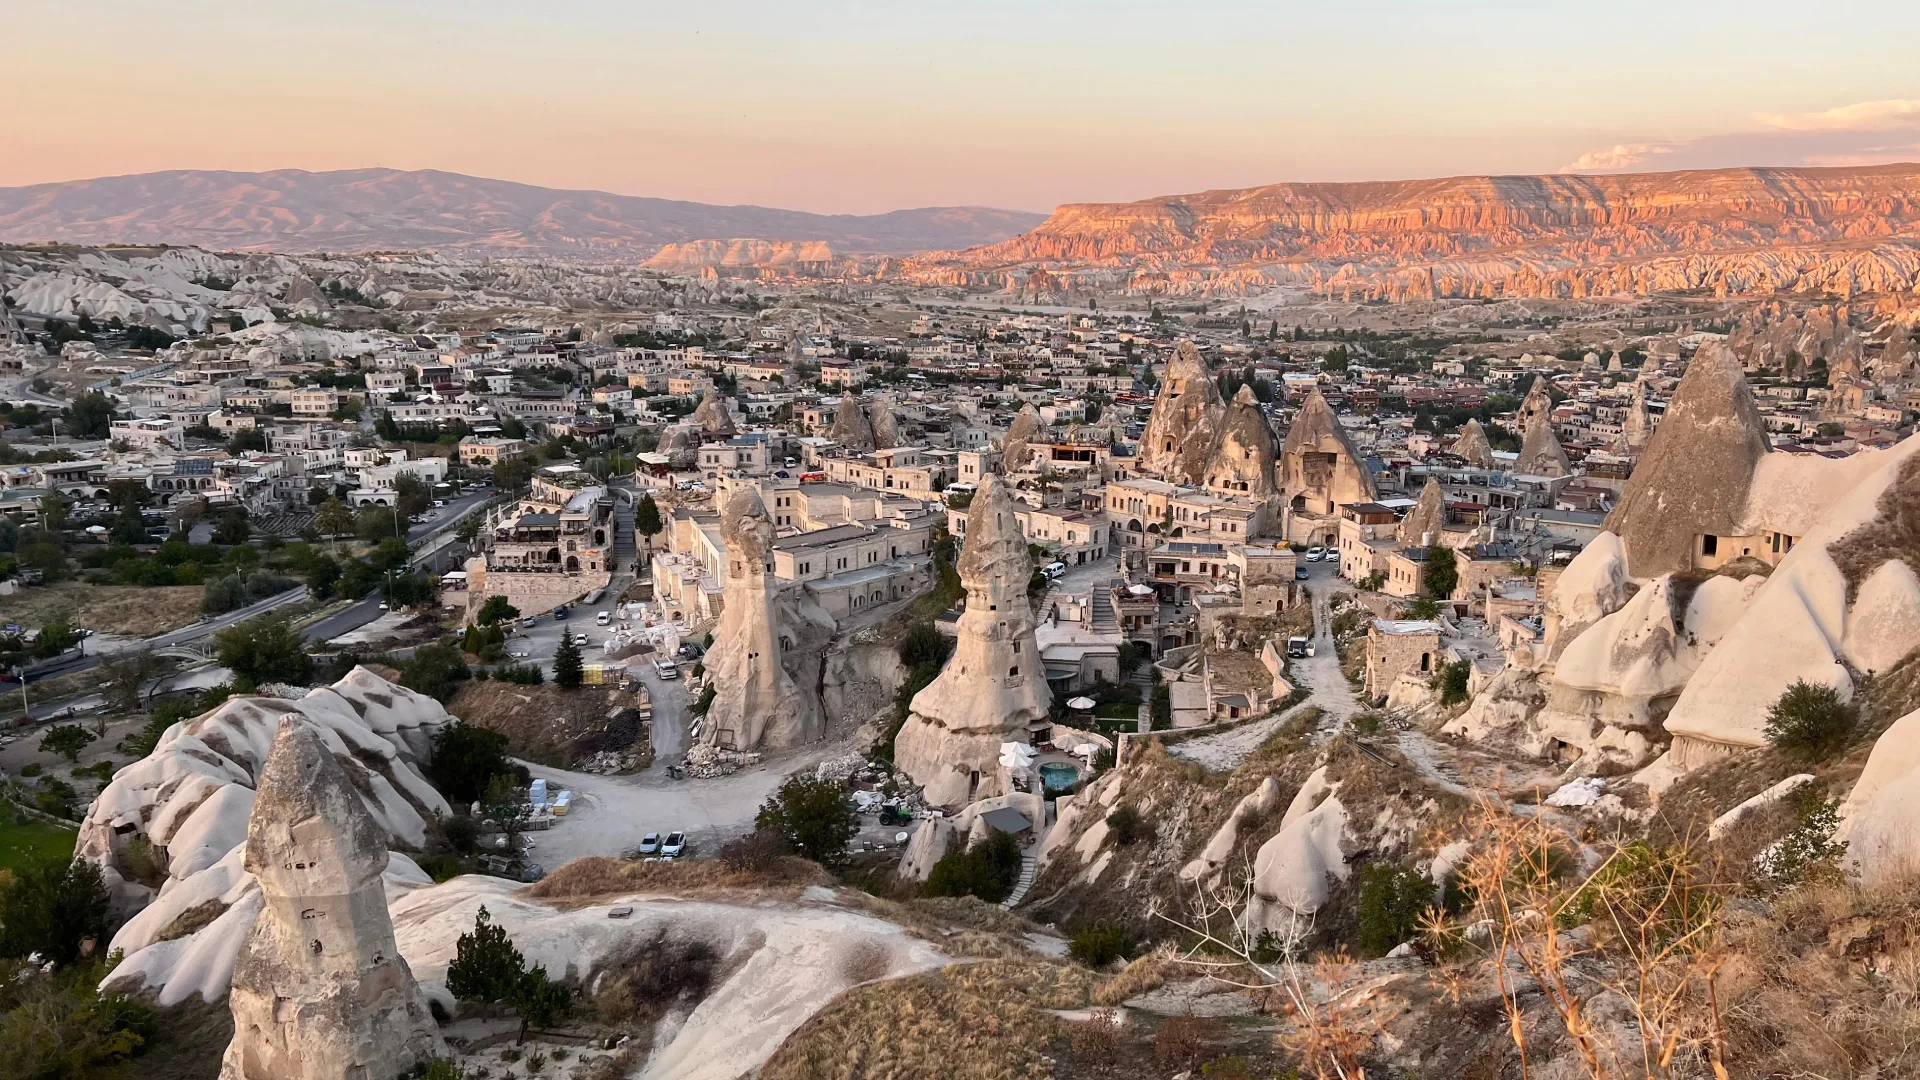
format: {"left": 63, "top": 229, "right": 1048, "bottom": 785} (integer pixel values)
{"left": 894, "top": 831, "right": 909, "bottom": 845}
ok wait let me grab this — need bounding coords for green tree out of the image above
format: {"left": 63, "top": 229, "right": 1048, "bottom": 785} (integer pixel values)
{"left": 553, "top": 633, "right": 584, "bottom": 689}
{"left": 212, "top": 613, "right": 314, "bottom": 689}
{"left": 304, "top": 554, "right": 342, "bottom": 599}
{"left": 428, "top": 722, "right": 516, "bottom": 805}
{"left": 38, "top": 492, "right": 70, "bottom": 533}
{"left": 315, "top": 498, "right": 355, "bottom": 548}
{"left": 1421, "top": 545, "right": 1458, "bottom": 600}
{"left": 109, "top": 498, "right": 147, "bottom": 545}
{"left": 1356, "top": 862, "right": 1435, "bottom": 955}
{"left": 213, "top": 509, "right": 251, "bottom": 545}
{"left": 633, "top": 493, "right": 663, "bottom": 551}
{"left": 493, "top": 456, "right": 533, "bottom": 492}
{"left": 356, "top": 504, "right": 401, "bottom": 543}
{"left": 754, "top": 774, "right": 858, "bottom": 867}
{"left": 456, "top": 514, "right": 484, "bottom": 544}
{"left": 400, "top": 642, "right": 469, "bottom": 703}
{"left": 394, "top": 471, "right": 433, "bottom": 518}
{"left": 445, "top": 906, "right": 526, "bottom": 1006}
{"left": 476, "top": 596, "right": 520, "bottom": 625}
{"left": 39, "top": 723, "right": 96, "bottom": 763}
{"left": 32, "top": 620, "right": 79, "bottom": 658}
{"left": 0, "top": 858, "right": 111, "bottom": 966}
{"left": 483, "top": 773, "right": 532, "bottom": 851}
{"left": 922, "top": 830, "right": 1022, "bottom": 903}
{"left": 64, "top": 391, "right": 117, "bottom": 438}
{"left": 509, "top": 965, "right": 573, "bottom": 1043}
{"left": 1764, "top": 680, "right": 1858, "bottom": 762}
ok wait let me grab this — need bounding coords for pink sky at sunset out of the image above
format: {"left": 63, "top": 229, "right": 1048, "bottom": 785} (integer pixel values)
{"left": 4, "top": 0, "right": 1918, "bottom": 214}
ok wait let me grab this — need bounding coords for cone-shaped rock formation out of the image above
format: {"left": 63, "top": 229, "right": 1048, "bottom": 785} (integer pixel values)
{"left": 1001, "top": 403, "right": 1045, "bottom": 474}
{"left": 1515, "top": 416, "right": 1573, "bottom": 477}
{"left": 692, "top": 392, "right": 736, "bottom": 436}
{"left": 1604, "top": 343, "right": 1770, "bottom": 577}
{"left": 701, "top": 487, "right": 819, "bottom": 750}
{"left": 1204, "top": 384, "right": 1282, "bottom": 498}
{"left": 894, "top": 474, "right": 1052, "bottom": 808}
{"left": 1450, "top": 419, "right": 1495, "bottom": 467}
{"left": 1278, "top": 388, "right": 1377, "bottom": 515}
{"left": 1396, "top": 478, "right": 1449, "bottom": 545}
{"left": 1137, "top": 341, "right": 1224, "bottom": 484}
{"left": 220, "top": 716, "right": 442, "bottom": 1080}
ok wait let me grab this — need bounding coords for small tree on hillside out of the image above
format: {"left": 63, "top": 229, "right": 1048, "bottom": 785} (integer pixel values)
{"left": 553, "top": 633, "right": 584, "bottom": 689}
{"left": 39, "top": 723, "right": 96, "bottom": 763}
{"left": 1764, "top": 680, "right": 1858, "bottom": 762}
{"left": 446, "top": 906, "right": 525, "bottom": 1008}
{"left": 509, "top": 965, "right": 573, "bottom": 1043}
{"left": 634, "top": 493, "right": 663, "bottom": 559}
{"left": 754, "top": 774, "right": 858, "bottom": 867}
{"left": 1422, "top": 545, "right": 1458, "bottom": 600}
{"left": 476, "top": 596, "right": 519, "bottom": 626}
{"left": 428, "top": 723, "right": 516, "bottom": 805}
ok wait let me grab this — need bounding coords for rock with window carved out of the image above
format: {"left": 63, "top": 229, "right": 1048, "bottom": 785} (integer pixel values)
{"left": 700, "top": 486, "right": 822, "bottom": 750}
{"left": 220, "top": 715, "right": 443, "bottom": 1080}
{"left": 894, "top": 473, "right": 1053, "bottom": 808}
{"left": 1136, "top": 340, "right": 1223, "bottom": 485}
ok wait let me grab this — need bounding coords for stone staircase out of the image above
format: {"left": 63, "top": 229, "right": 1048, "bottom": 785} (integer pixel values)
{"left": 1089, "top": 588, "right": 1118, "bottom": 633}
{"left": 1001, "top": 854, "right": 1038, "bottom": 909}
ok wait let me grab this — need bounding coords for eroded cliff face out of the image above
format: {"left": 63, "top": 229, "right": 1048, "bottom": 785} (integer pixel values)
{"left": 893, "top": 164, "right": 1920, "bottom": 301}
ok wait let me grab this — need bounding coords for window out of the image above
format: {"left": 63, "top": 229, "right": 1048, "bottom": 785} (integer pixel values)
{"left": 1008, "top": 666, "right": 1019, "bottom": 677}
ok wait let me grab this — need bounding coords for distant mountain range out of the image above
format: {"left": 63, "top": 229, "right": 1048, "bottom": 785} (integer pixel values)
{"left": 0, "top": 168, "right": 1048, "bottom": 258}
{"left": 897, "top": 163, "right": 1920, "bottom": 301}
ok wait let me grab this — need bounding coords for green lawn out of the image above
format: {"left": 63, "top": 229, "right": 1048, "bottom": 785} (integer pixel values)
{"left": 0, "top": 814, "right": 78, "bottom": 873}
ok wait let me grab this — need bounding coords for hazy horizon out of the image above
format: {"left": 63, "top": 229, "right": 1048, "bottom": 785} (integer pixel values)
{"left": 5, "top": 0, "right": 1919, "bottom": 215}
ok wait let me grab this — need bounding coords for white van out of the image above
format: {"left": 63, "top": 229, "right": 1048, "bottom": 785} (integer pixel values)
{"left": 596, "top": 610, "right": 611, "bottom": 626}
{"left": 1042, "top": 561, "right": 1067, "bottom": 580}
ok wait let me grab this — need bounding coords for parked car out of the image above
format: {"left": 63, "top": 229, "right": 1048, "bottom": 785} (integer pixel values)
{"left": 661, "top": 832, "right": 687, "bottom": 858}
{"left": 552, "top": 605, "right": 569, "bottom": 619}
{"left": 1286, "top": 636, "right": 1310, "bottom": 659}
{"left": 573, "top": 633, "right": 590, "bottom": 646}
{"left": 1295, "top": 567, "right": 1310, "bottom": 581}
{"left": 1042, "top": 561, "right": 1067, "bottom": 580}
{"left": 1306, "top": 546, "right": 1326, "bottom": 562}
{"left": 521, "top": 617, "right": 537, "bottom": 628}
{"left": 636, "top": 832, "right": 661, "bottom": 856}
{"left": 677, "top": 642, "right": 704, "bottom": 660}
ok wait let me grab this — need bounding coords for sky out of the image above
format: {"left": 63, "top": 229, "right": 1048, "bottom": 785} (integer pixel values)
{"left": 4, "top": 0, "right": 1919, "bottom": 215}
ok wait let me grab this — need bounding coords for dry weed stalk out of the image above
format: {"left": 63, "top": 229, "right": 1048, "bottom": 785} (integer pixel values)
{"left": 1428, "top": 799, "right": 1732, "bottom": 1080}
{"left": 1157, "top": 858, "right": 1375, "bottom": 1080}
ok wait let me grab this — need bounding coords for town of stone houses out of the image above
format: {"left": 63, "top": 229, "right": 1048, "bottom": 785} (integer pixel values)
{"left": 3, "top": 232, "right": 1920, "bottom": 1080}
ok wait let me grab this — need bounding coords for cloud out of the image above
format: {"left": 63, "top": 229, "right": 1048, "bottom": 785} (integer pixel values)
{"left": 1755, "top": 99, "right": 1920, "bottom": 133}
{"left": 1562, "top": 98, "right": 1920, "bottom": 174}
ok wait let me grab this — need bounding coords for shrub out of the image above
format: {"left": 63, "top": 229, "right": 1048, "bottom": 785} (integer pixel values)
{"left": 0, "top": 961, "right": 155, "bottom": 1075}
{"left": 18, "top": 763, "right": 42, "bottom": 778}
{"left": 922, "top": 831, "right": 1022, "bottom": 903}
{"left": 897, "top": 622, "right": 952, "bottom": 669}
{"left": 1437, "top": 659, "right": 1472, "bottom": 705}
{"left": 1105, "top": 804, "right": 1150, "bottom": 846}
{"left": 0, "top": 858, "right": 111, "bottom": 965}
{"left": 445, "top": 905, "right": 525, "bottom": 1006}
{"left": 1753, "top": 795, "right": 1849, "bottom": 893}
{"left": 39, "top": 723, "right": 95, "bottom": 763}
{"left": 1067, "top": 921, "right": 1132, "bottom": 967}
{"left": 496, "top": 662, "right": 545, "bottom": 685}
{"left": 1763, "top": 680, "right": 1857, "bottom": 762}
{"left": 1422, "top": 544, "right": 1458, "bottom": 599}
{"left": 1356, "top": 861, "right": 1434, "bottom": 955}
{"left": 755, "top": 775, "right": 858, "bottom": 867}
{"left": 428, "top": 722, "right": 516, "bottom": 805}
{"left": 400, "top": 642, "right": 469, "bottom": 702}
{"left": 1153, "top": 1015, "right": 1222, "bottom": 1070}
{"left": 719, "top": 828, "right": 788, "bottom": 873}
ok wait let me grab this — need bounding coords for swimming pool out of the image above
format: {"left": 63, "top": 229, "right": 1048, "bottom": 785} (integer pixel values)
{"left": 1038, "top": 762, "right": 1080, "bottom": 791}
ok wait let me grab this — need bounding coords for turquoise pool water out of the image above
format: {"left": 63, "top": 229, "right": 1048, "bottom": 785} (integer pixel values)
{"left": 1039, "top": 763, "right": 1080, "bottom": 791}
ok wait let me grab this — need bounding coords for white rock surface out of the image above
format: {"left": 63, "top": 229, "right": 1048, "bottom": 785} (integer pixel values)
{"left": 1179, "top": 777, "right": 1282, "bottom": 883}
{"left": 1837, "top": 707, "right": 1920, "bottom": 885}
{"left": 85, "top": 668, "right": 456, "bottom": 1004}
{"left": 1244, "top": 768, "right": 1349, "bottom": 935}
{"left": 387, "top": 876, "right": 949, "bottom": 1080}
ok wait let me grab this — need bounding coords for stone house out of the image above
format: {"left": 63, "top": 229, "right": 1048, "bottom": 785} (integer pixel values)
{"left": 1364, "top": 619, "right": 1444, "bottom": 700}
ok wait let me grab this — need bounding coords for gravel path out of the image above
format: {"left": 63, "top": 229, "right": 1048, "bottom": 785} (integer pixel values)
{"left": 1168, "top": 575, "right": 1362, "bottom": 772}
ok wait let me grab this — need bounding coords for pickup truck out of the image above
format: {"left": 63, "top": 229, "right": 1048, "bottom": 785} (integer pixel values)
{"left": 653, "top": 658, "right": 680, "bottom": 680}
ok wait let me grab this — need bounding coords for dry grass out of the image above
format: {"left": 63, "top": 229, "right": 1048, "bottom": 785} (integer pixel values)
{"left": 1093, "top": 941, "right": 1177, "bottom": 1006}
{"left": 1829, "top": 451, "right": 1920, "bottom": 600}
{"left": 446, "top": 679, "right": 636, "bottom": 767}
{"left": 0, "top": 582, "right": 206, "bottom": 637}
{"left": 525, "top": 854, "right": 829, "bottom": 904}
{"left": 845, "top": 892, "right": 1051, "bottom": 959}
{"left": 760, "top": 960, "right": 1093, "bottom": 1080}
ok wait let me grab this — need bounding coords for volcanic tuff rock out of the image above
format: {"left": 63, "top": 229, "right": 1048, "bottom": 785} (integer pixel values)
{"left": 1137, "top": 341, "right": 1224, "bottom": 484}
{"left": 1621, "top": 381, "right": 1652, "bottom": 451}
{"left": 869, "top": 390, "right": 901, "bottom": 450}
{"left": 1450, "top": 418, "right": 1496, "bottom": 467}
{"left": 1604, "top": 343, "right": 1771, "bottom": 577}
{"left": 1203, "top": 384, "right": 1283, "bottom": 499}
{"left": 1516, "top": 379, "right": 1556, "bottom": 439}
{"left": 220, "top": 716, "right": 442, "bottom": 1080}
{"left": 894, "top": 474, "right": 1052, "bottom": 808}
{"left": 1278, "top": 388, "right": 1377, "bottom": 515}
{"left": 1514, "top": 418, "right": 1574, "bottom": 478}
{"left": 702, "top": 487, "right": 820, "bottom": 750}
{"left": 1396, "top": 479, "right": 1449, "bottom": 546}
{"left": 1000, "top": 402, "right": 1045, "bottom": 474}
{"left": 692, "top": 391, "right": 737, "bottom": 436}
{"left": 895, "top": 165, "right": 1920, "bottom": 302}
{"left": 0, "top": 168, "right": 1047, "bottom": 257}
{"left": 831, "top": 393, "right": 876, "bottom": 451}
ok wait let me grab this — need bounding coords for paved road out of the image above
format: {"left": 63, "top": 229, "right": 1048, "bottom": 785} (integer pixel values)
{"left": 301, "top": 491, "right": 496, "bottom": 645}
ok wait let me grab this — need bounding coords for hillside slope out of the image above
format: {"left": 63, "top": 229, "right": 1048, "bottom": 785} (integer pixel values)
{"left": 899, "top": 163, "right": 1920, "bottom": 300}
{"left": 0, "top": 168, "right": 1046, "bottom": 257}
